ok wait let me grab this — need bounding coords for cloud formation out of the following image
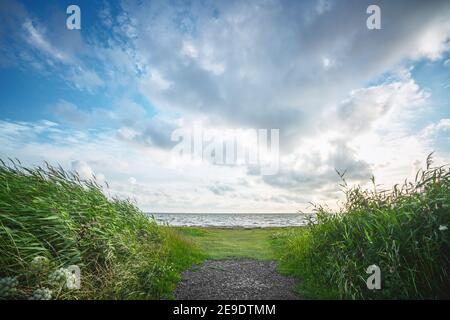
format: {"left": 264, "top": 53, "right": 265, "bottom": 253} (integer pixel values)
{"left": 0, "top": 0, "right": 449, "bottom": 212}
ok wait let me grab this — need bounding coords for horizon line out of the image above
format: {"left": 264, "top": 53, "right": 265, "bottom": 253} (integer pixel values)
{"left": 146, "top": 212, "right": 306, "bottom": 214}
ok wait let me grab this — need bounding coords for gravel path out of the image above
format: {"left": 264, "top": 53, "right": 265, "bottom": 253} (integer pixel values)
{"left": 174, "top": 259, "right": 301, "bottom": 300}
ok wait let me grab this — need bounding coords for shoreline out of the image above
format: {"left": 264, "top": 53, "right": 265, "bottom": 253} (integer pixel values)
{"left": 164, "top": 225, "right": 307, "bottom": 230}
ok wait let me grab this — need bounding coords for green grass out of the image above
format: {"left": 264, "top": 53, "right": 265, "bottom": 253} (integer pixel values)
{"left": 275, "top": 155, "right": 450, "bottom": 299}
{"left": 176, "top": 227, "right": 285, "bottom": 260}
{"left": 0, "top": 160, "right": 205, "bottom": 300}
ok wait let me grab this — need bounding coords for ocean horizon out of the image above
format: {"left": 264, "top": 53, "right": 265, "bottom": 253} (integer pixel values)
{"left": 151, "top": 212, "right": 313, "bottom": 228}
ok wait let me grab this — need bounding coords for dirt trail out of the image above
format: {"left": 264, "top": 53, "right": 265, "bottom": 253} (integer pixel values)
{"left": 174, "top": 259, "right": 301, "bottom": 300}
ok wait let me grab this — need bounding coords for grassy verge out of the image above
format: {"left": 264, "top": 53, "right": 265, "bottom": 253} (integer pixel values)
{"left": 275, "top": 156, "right": 450, "bottom": 299}
{"left": 176, "top": 227, "right": 293, "bottom": 260}
{"left": 0, "top": 160, "right": 205, "bottom": 300}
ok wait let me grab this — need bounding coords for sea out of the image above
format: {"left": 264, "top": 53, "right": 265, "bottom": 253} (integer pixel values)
{"left": 151, "top": 213, "right": 311, "bottom": 228}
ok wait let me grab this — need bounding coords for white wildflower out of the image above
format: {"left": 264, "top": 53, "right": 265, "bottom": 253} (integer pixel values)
{"left": 30, "top": 256, "right": 50, "bottom": 272}
{"left": 29, "top": 288, "right": 52, "bottom": 300}
{"left": 48, "top": 268, "right": 68, "bottom": 287}
{"left": 0, "top": 276, "right": 19, "bottom": 298}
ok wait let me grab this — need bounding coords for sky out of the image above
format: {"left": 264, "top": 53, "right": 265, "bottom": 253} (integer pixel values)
{"left": 0, "top": 0, "right": 449, "bottom": 213}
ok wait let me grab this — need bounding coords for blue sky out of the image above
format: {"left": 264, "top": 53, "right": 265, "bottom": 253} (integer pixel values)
{"left": 0, "top": 0, "right": 449, "bottom": 212}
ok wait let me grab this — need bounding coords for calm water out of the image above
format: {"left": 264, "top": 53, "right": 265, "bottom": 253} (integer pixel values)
{"left": 151, "top": 213, "right": 311, "bottom": 228}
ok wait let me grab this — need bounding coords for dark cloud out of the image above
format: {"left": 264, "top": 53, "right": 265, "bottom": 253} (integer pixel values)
{"left": 126, "top": 0, "right": 450, "bottom": 148}
{"left": 263, "top": 139, "right": 372, "bottom": 191}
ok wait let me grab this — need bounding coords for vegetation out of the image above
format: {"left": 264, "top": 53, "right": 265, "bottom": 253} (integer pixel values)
{"left": 1, "top": 155, "right": 448, "bottom": 300}
{"left": 276, "top": 155, "right": 450, "bottom": 299}
{"left": 0, "top": 160, "right": 205, "bottom": 300}
{"left": 177, "top": 227, "right": 288, "bottom": 260}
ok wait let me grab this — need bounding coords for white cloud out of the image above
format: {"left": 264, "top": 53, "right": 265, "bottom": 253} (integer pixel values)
{"left": 115, "top": 0, "right": 450, "bottom": 155}
{"left": 22, "top": 20, "right": 73, "bottom": 64}
{"left": 410, "top": 18, "right": 450, "bottom": 61}
{"left": 421, "top": 118, "right": 450, "bottom": 143}
{"left": 0, "top": 2, "right": 103, "bottom": 92}
{"left": 335, "top": 76, "right": 428, "bottom": 135}
{"left": 71, "top": 160, "right": 94, "bottom": 180}
{"left": 145, "top": 70, "right": 172, "bottom": 91}
{"left": 1, "top": 0, "right": 450, "bottom": 212}
{"left": 52, "top": 100, "right": 90, "bottom": 126}
{"left": 69, "top": 68, "right": 104, "bottom": 91}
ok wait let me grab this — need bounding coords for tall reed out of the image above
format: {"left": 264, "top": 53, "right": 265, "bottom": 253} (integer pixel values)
{"left": 0, "top": 159, "right": 203, "bottom": 299}
{"left": 278, "top": 154, "right": 449, "bottom": 299}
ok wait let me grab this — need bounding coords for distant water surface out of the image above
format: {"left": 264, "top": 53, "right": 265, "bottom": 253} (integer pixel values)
{"left": 151, "top": 213, "right": 310, "bottom": 228}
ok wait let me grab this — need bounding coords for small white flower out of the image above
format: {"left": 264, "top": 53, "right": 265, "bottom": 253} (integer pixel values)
{"left": 29, "top": 288, "right": 52, "bottom": 300}
{"left": 32, "top": 256, "right": 49, "bottom": 265}
{"left": 439, "top": 225, "right": 448, "bottom": 231}
{"left": 48, "top": 268, "right": 68, "bottom": 287}
{"left": 30, "top": 256, "right": 50, "bottom": 271}
{"left": 0, "top": 276, "right": 19, "bottom": 298}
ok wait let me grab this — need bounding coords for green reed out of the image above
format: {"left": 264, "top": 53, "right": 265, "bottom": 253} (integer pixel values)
{"left": 277, "top": 154, "right": 449, "bottom": 299}
{"left": 0, "top": 159, "right": 204, "bottom": 300}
